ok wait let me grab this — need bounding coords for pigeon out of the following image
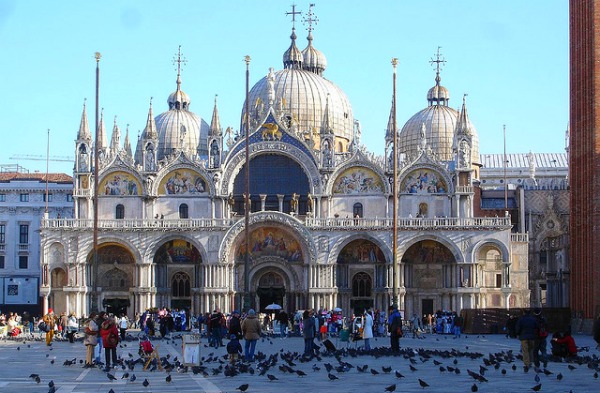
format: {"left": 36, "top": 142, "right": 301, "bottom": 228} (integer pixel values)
{"left": 107, "top": 373, "right": 117, "bottom": 381}
{"left": 556, "top": 373, "right": 563, "bottom": 381}
{"left": 410, "top": 365, "right": 418, "bottom": 372}
{"left": 121, "top": 372, "right": 129, "bottom": 379}
{"left": 236, "top": 384, "right": 249, "bottom": 392}
{"left": 371, "top": 368, "right": 380, "bottom": 375}
{"left": 418, "top": 378, "right": 429, "bottom": 388}
{"left": 531, "top": 383, "right": 542, "bottom": 391}
{"left": 382, "top": 366, "right": 392, "bottom": 373}
{"left": 130, "top": 374, "right": 137, "bottom": 382}
{"left": 328, "top": 373, "right": 339, "bottom": 381}
{"left": 267, "top": 374, "right": 278, "bottom": 381}
{"left": 534, "top": 374, "right": 540, "bottom": 383}
{"left": 384, "top": 383, "right": 397, "bottom": 392}
{"left": 567, "top": 365, "right": 576, "bottom": 371}
{"left": 395, "top": 370, "right": 405, "bottom": 378}
{"left": 296, "top": 370, "right": 307, "bottom": 377}
{"left": 142, "top": 378, "right": 149, "bottom": 387}
{"left": 312, "top": 364, "right": 321, "bottom": 372}
{"left": 166, "top": 374, "right": 172, "bottom": 383}
{"left": 108, "top": 389, "right": 115, "bottom": 393}
{"left": 48, "top": 381, "right": 55, "bottom": 388}
{"left": 35, "top": 376, "right": 41, "bottom": 383}
{"left": 29, "top": 374, "right": 39, "bottom": 379}
{"left": 471, "top": 384, "right": 478, "bottom": 392}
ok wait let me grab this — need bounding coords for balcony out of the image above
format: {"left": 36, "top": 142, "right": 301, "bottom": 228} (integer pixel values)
{"left": 42, "top": 218, "right": 238, "bottom": 231}
{"left": 18, "top": 243, "right": 29, "bottom": 252}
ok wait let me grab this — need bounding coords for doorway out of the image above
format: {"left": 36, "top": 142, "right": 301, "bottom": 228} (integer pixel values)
{"left": 257, "top": 286, "right": 285, "bottom": 313}
{"left": 422, "top": 299, "right": 434, "bottom": 316}
{"left": 103, "top": 298, "right": 130, "bottom": 317}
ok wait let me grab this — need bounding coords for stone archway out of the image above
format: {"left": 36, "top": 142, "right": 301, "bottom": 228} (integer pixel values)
{"left": 401, "top": 240, "right": 456, "bottom": 317}
{"left": 89, "top": 243, "right": 135, "bottom": 315}
{"left": 256, "top": 271, "right": 286, "bottom": 313}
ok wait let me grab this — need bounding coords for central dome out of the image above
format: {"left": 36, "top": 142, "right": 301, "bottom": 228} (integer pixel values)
{"left": 241, "top": 28, "right": 354, "bottom": 147}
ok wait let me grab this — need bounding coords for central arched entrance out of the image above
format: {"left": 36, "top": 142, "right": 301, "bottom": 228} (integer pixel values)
{"left": 154, "top": 239, "right": 201, "bottom": 311}
{"left": 256, "top": 271, "right": 286, "bottom": 312}
{"left": 402, "top": 240, "right": 456, "bottom": 318}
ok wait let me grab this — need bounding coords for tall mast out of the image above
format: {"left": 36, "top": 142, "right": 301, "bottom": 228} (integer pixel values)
{"left": 92, "top": 52, "right": 101, "bottom": 312}
{"left": 243, "top": 55, "right": 251, "bottom": 312}
{"left": 391, "top": 57, "right": 399, "bottom": 307}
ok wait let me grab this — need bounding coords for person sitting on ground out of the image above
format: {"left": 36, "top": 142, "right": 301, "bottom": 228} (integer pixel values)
{"left": 226, "top": 334, "right": 243, "bottom": 364}
{"left": 551, "top": 329, "right": 577, "bottom": 357}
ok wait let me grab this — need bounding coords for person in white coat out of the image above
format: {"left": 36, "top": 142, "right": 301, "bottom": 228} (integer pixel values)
{"left": 362, "top": 309, "right": 374, "bottom": 351}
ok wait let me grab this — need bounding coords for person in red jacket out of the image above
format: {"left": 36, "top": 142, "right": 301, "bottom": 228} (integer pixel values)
{"left": 551, "top": 329, "right": 577, "bottom": 357}
{"left": 99, "top": 316, "right": 120, "bottom": 369}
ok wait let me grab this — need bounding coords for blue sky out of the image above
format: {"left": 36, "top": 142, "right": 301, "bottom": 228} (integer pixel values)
{"left": 0, "top": 0, "right": 568, "bottom": 174}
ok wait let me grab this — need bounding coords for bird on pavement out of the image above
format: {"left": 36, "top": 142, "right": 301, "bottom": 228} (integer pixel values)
{"left": 556, "top": 373, "right": 563, "bottom": 381}
{"left": 296, "top": 370, "right": 307, "bottom": 377}
{"left": 130, "top": 374, "right": 137, "bottom": 382}
{"left": 106, "top": 373, "right": 117, "bottom": 381}
{"left": 395, "top": 371, "right": 405, "bottom": 379}
{"left": 384, "top": 383, "right": 396, "bottom": 392}
{"left": 371, "top": 368, "right": 380, "bottom": 375}
{"left": 418, "top": 378, "right": 429, "bottom": 388}
{"left": 142, "top": 378, "right": 149, "bottom": 387}
{"left": 166, "top": 374, "right": 172, "bottom": 383}
{"left": 328, "top": 373, "right": 339, "bottom": 381}
{"left": 531, "top": 383, "right": 542, "bottom": 392}
{"left": 121, "top": 372, "right": 129, "bottom": 379}
{"left": 471, "top": 384, "right": 478, "bottom": 392}
{"left": 267, "top": 374, "right": 278, "bottom": 381}
{"left": 236, "top": 383, "right": 249, "bottom": 392}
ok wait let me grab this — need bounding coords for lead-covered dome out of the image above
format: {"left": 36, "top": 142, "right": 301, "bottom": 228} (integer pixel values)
{"left": 399, "top": 75, "right": 479, "bottom": 163}
{"left": 155, "top": 75, "right": 209, "bottom": 161}
{"left": 241, "top": 28, "right": 353, "bottom": 145}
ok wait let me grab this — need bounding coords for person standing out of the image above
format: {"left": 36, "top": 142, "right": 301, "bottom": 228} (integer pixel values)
{"left": 453, "top": 313, "right": 464, "bottom": 338}
{"left": 302, "top": 309, "right": 316, "bottom": 358}
{"left": 42, "top": 309, "right": 56, "bottom": 346}
{"left": 100, "top": 316, "right": 119, "bottom": 369}
{"left": 59, "top": 312, "right": 68, "bottom": 339}
{"left": 388, "top": 305, "right": 402, "bottom": 353}
{"left": 362, "top": 309, "right": 374, "bottom": 351}
{"left": 515, "top": 309, "right": 539, "bottom": 371}
{"left": 66, "top": 312, "right": 78, "bottom": 343}
{"left": 209, "top": 308, "right": 224, "bottom": 348}
{"left": 118, "top": 314, "right": 128, "bottom": 340}
{"left": 228, "top": 310, "right": 242, "bottom": 339}
{"left": 241, "top": 309, "right": 261, "bottom": 362}
{"left": 593, "top": 313, "right": 600, "bottom": 350}
{"left": 276, "top": 310, "right": 289, "bottom": 338}
{"left": 83, "top": 312, "right": 98, "bottom": 368}
{"left": 533, "top": 308, "right": 548, "bottom": 365}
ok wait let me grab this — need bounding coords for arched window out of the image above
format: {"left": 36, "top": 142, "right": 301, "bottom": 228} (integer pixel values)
{"left": 115, "top": 204, "right": 125, "bottom": 219}
{"left": 353, "top": 203, "right": 363, "bottom": 218}
{"left": 171, "top": 272, "right": 191, "bottom": 297}
{"left": 179, "top": 203, "right": 189, "bottom": 219}
{"left": 352, "top": 272, "right": 372, "bottom": 297}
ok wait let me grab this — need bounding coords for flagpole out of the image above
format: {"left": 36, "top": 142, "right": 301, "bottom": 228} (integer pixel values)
{"left": 391, "top": 57, "right": 399, "bottom": 308}
{"left": 243, "top": 55, "right": 251, "bottom": 312}
{"left": 92, "top": 52, "right": 101, "bottom": 313}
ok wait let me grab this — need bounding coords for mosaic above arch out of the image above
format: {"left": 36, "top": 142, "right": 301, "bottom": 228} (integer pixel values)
{"left": 100, "top": 171, "right": 141, "bottom": 196}
{"left": 159, "top": 169, "right": 207, "bottom": 195}
{"left": 401, "top": 169, "right": 447, "bottom": 194}
{"left": 402, "top": 240, "right": 455, "bottom": 264}
{"left": 155, "top": 240, "right": 201, "bottom": 264}
{"left": 337, "top": 239, "right": 386, "bottom": 264}
{"left": 332, "top": 167, "right": 384, "bottom": 194}
{"left": 237, "top": 226, "right": 302, "bottom": 263}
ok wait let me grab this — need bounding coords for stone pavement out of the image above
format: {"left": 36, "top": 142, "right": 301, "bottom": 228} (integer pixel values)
{"left": 0, "top": 331, "right": 598, "bottom": 393}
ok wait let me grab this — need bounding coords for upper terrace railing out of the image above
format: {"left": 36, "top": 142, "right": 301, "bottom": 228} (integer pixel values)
{"left": 42, "top": 215, "right": 512, "bottom": 231}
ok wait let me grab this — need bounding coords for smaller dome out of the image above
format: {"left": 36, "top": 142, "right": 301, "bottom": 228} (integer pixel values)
{"left": 283, "top": 29, "right": 304, "bottom": 69}
{"left": 168, "top": 88, "right": 191, "bottom": 110}
{"left": 427, "top": 75, "right": 449, "bottom": 106}
{"left": 302, "top": 32, "right": 327, "bottom": 75}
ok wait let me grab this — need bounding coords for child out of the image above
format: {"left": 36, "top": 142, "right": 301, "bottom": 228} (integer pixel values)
{"left": 226, "top": 334, "right": 242, "bottom": 364}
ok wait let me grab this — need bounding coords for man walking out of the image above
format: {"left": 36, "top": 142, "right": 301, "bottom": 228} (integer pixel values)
{"left": 388, "top": 305, "right": 402, "bottom": 353}
{"left": 515, "top": 309, "right": 539, "bottom": 372}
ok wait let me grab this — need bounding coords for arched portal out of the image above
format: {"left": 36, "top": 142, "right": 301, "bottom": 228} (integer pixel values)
{"left": 336, "top": 239, "right": 386, "bottom": 313}
{"left": 50, "top": 267, "right": 68, "bottom": 313}
{"left": 154, "top": 239, "right": 201, "bottom": 311}
{"left": 88, "top": 243, "right": 135, "bottom": 316}
{"left": 402, "top": 240, "right": 455, "bottom": 317}
{"left": 256, "top": 271, "right": 286, "bottom": 313}
{"left": 232, "top": 154, "right": 310, "bottom": 214}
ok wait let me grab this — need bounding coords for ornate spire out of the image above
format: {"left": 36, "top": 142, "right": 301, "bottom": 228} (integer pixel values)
{"left": 143, "top": 97, "right": 158, "bottom": 139}
{"left": 123, "top": 125, "right": 132, "bottom": 157}
{"left": 168, "top": 47, "right": 190, "bottom": 110}
{"left": 320, "top": 93, "right": 334, "bottom": 134}
{"left": 210, "top": 95, "right": 222, "bottom": 136}
{"left": 455, "top": 94, "right": 472, "bottom": 137}
{"left": 77, "top": 99, "right": 91, "bottom": 141}
{"left": 110, "top": 116, "right": 121, "bottom": 155}
{"left": 97, "top": 109, "right": 108, "bottom": 150}
{"left": 385, "top": 99, "right": 396, "bottom": 141}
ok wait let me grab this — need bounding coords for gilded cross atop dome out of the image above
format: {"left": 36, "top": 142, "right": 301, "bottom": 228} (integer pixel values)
{"left": 286, "top": 4, "right": 302, "bottom": 29}
{"left": 302, "top": 3, "right": 318, "bottom": 33}
{"left": 172, "top": 45, "right": 188, "bottom": 91}
{"left": 429, "top": 46, "right": 446, "bottom": 85}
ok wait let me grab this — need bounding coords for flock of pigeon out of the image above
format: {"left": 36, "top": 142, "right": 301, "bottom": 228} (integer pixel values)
{"left": 10, "top": 334, "right": 600, "bottom": 392}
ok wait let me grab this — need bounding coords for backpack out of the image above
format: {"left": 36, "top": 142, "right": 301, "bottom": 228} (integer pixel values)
{"left": 38, "top": 320, "right": 48, "bottom": 332}
{"left": 536, "top": 317, "right": 548, "bottom": 338}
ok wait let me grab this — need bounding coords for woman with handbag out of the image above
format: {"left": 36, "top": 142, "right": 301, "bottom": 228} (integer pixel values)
{"left": 388, "top": 305, "right": 403, "bottom": 353}
{"left": 100, "top": 316, "right": 120, "bottom": 369}
{"left": 83, "top": 312, "right": 98, "bottom": 368}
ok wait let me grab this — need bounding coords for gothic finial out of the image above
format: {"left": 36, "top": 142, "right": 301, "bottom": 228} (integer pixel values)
{"left": 302, "top": 3, "right": 318, "bottom": 35}
{"left": 172, "top": 45, "right": 187, "bottom": 91}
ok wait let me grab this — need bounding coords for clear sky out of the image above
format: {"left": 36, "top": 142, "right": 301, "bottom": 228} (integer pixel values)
{"left": 0, "top": 0, "right": 569, "bottom": 175}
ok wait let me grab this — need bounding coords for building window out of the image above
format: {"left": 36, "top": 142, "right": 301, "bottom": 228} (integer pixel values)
{"left": 43, "top": 193, "right": 53, "bottom": 202}
{"left": 19, "top": 255, "right": 28, "bottom": 269}
{"left": 496, "top": 273, "right": 502, "bottom": 288}
{"left": 66, "top": 194, "right": 74, "bottom": 202}
{"left": 171, "top": 272, "right": 191, "bottom": 297}
{"left": 0, "top": 224, "right": 5, "bottom": 243}
{"left": 0, "top": 255, "right": 4, "bottom": 269}
{"left": 0, "top": 194, "right": 6, "bottom": 202}
{"left": 179, "top": 204, "right": 189, "bottom": 219}
{"left": 115, "top": 204, "right": 125, "bottom": 219}
{"left": 19, "top": 224, "right": 29, "bottom": 244}
{"left": 353, "top": 203, "right": 363, "bottom": 218}
{"left": 20, "top": 193, "right": 29, "bottom": 202}
{"left": 352, "top": 272, "right": 372, "bottom": 297}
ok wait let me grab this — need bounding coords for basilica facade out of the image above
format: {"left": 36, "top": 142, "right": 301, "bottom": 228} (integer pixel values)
{"left": 39, "top": 13, "right": 529, "bottom": 319}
